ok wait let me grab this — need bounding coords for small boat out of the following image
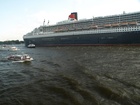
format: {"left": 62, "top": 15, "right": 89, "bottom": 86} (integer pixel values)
{"left": 0, "top": 45, "right": 9, "bottom": 51}
{"left": 10, "top": 46, "right": 19, "bottom": 51}
{"left": 7, "top": 54, "right": 33, "bottom": 62}
{"left": 0, "top": 45, "right": 19, "bottom": 51}
{"left": 27, "top": 44, "right": 35, "bottom": 48}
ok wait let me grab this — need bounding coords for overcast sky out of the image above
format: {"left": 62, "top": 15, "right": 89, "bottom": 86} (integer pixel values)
{"left": 0, "top": 0, "right": 140, "bottom": 41}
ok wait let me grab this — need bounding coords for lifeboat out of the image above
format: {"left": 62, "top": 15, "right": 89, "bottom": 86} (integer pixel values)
{"left": 120, "top": 22, "right": 128, "bottom": 26}
{"left": 111, "top": 23, "right": 120, "bottom": 27}
{"left": 90, "top": 25, "right": 98, "bottom": 29}
{"left": 55, "top": 28, "right": 64, "bottom": 32}
{"left": 104, "top": 24, "right": 111, "bottom": 27}
{"left": 76, "top": 27, "right": 83, "bottom": 30}
{"left": 128, "top": 22, "right": 138, "bottom": 25}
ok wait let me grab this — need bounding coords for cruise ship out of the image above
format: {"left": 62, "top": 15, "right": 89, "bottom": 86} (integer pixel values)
{"left": 23, "top": 11, "right": 140, "bottom": 47}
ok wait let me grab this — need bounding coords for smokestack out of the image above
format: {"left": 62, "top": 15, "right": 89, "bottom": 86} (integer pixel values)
{"left": 68, "top": 12, "right": 78, "bottom": 20}
{"left": 71, "top": 12, "right": 78, "bottom": 20}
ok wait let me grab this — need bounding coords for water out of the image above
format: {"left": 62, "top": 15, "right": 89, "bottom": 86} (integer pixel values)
{"left": 0, "top": 45, "right": 140, "bottom": 105}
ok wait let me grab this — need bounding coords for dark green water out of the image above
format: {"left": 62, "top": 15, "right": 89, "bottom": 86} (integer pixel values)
{"left": 0, "top": 45, "right": 140, "bottom": 105}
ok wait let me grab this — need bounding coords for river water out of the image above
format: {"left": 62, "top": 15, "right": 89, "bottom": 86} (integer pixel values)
{"left": 0, "top": 45, "right": 140, "bottom": 105}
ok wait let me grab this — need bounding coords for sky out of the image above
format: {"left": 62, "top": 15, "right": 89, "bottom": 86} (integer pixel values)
{"left": 0, "top": 0, "right": 140, "bottom": 41}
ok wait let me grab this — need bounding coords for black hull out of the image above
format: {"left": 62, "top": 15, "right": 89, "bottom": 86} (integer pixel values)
{"left": 24, "top": 31, "right": 140, "bottom": 47}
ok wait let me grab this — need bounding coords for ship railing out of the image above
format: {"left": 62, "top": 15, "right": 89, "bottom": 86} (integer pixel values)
{"left": 38, "top": 25, "right": 140, "bottom": 35}
{"left": 72, "top": 27, "right": 138, "bottom": 35}
{"left": 26, "top": 25, "right": 140, "bottom": 38}
{"left": 80, "top": 26, "right": 139, "bottom": 34}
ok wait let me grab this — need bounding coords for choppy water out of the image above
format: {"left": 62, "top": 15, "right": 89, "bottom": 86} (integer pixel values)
{"left": 0, "top": 44, "right": 140, "bottom": 105}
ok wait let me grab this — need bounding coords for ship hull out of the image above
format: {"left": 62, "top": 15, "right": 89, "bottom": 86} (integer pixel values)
{"left": 23, "top": 31, "right": 140, "bottom": 47}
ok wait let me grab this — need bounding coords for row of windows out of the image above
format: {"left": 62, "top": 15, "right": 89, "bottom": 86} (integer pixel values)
{"left": 64, "top": 27, "right": 139, "bottom": 35}
{"left": 88, "top": 27, "right": 140, "bottom": 34}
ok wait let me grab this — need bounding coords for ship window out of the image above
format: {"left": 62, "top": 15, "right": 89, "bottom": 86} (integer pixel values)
{"left": 42, "top": 38, "right": 54, "bottom": 41}
{"left": 101, "top": 37, "right": 105, "bottom": 39}
{"left": 61, "top": 37, "right": 68, "bottom": 40}
{"left": 108, "top": 37, "right": 114, "bottom": 39}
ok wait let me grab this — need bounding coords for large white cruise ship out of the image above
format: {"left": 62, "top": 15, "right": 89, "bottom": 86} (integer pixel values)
{"left": 23, "top": 11, "right": 140, "bottom": 47}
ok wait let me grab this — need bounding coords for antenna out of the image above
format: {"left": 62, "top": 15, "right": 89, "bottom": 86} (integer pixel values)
{"left": 43, "top": 19, "right": 45, "bottom": 26}
{"left": 47, "top": 20, "right": 49, "bottom": 25}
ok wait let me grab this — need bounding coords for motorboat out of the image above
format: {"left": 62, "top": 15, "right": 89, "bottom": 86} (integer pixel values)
{"left": 27, "top": 44, "right": 35, "bottom": 48}
{"left": 7, "top": 54, "right": 33, "bottom": 62}
{"left": 0, "top": 45, "right": 9, "bottom": 51}
{"left": 0, "top": 45, "right": 19, "bottom": 51}
{"left": 10, "top": 46, "right": 19, "bottom": 51}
